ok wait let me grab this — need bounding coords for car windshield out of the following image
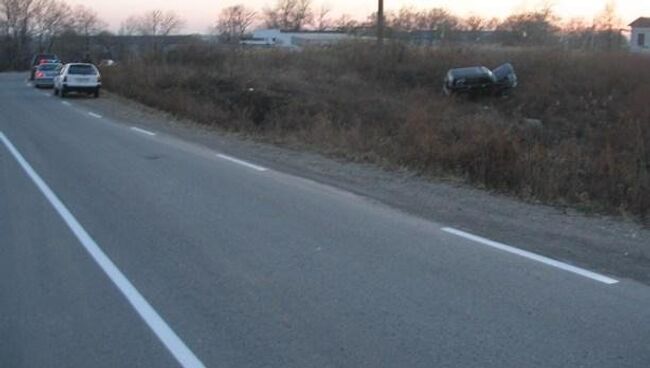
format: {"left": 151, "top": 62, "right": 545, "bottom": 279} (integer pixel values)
{"left": 68, "top": 65, "right": 97, "bottom": 75}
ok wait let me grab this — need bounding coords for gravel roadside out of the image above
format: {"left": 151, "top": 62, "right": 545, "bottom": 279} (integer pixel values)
{"left": 72, "top": 91, "right": 650, "bottom": 285}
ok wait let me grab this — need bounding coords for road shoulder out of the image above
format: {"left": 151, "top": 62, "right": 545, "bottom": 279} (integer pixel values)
{"left": 73, "top": 90, "right": 650, "bottom": 285}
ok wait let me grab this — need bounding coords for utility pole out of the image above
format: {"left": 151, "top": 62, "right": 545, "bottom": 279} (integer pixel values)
{"left": 377, "top": 0, "right": 384, "bottom": 47}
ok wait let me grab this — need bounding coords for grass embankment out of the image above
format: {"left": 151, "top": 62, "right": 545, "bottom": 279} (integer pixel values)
{"left": 102, "top": 43, "right": 650, "bottom": 221}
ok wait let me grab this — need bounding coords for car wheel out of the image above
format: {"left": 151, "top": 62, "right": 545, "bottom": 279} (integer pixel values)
{"left": 60, "top": 87, "right": 67, "bottom": 98}
{"left": 93, "top": 88, "right": 100, "bottom": 98}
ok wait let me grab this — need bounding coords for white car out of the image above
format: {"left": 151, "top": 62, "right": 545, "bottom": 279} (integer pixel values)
{"left": 53, "top": 63, "right": 102, "bottom": 98}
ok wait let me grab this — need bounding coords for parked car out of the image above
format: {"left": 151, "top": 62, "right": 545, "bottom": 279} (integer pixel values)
{"left": 443, "top": 63, "right": 518, "bottom": 96}
{"left": 53, "top": 63, "right": 102, "bottom": 98}
{"left": 29, "top": 53, "right": 60, "bottom": 80}
{"left": 33, "top": 63, "right": 62, "bottom": 88}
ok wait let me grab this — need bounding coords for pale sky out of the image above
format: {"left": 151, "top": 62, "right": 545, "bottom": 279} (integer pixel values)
{"left": 65, "top": 0, "right": 650, "bottom": 33}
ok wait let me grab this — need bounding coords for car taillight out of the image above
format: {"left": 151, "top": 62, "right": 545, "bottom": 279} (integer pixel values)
{"left": 35, "top": 71, "right": 44, "bottom": 78}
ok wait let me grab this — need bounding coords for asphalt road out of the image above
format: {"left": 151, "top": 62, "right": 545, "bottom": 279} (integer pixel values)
{"left": 2, "top": 72, "right": 650, "bottom": 368}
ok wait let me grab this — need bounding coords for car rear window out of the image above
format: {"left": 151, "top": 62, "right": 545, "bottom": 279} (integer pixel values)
{"left": 38, "top": 64, "right": 59, "bottom": 71}
{"left": 68, "top": 65, "right": 97, "bottom": 75}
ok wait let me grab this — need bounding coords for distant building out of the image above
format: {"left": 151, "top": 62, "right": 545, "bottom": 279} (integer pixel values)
{"left": 629, "top": 17, "right": 650, "bottom": 53}
{"left": 241, "top": 29, "right": 356, "bottom": 49}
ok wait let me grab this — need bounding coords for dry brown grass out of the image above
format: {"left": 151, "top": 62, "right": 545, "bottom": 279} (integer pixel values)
{"left": 102, "top": 43, "right": 650, "bottom": 220}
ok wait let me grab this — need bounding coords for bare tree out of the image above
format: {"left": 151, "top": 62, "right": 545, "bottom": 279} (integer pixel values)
{"left": 594, "top": 1, "right": 621, "bottom": 31}
{"left": 72, "top": 5, "right": 105, "bottom": 38}
{"left": 0, "top": 0, "right": 109, "bottom": 68}
{"left": 123, "top": 10, "right": 185, "bottom": 37}
{"left": 120, "top": 9, "right": 185, "bottom": 54}
{"left": 70, "top": 4, "right": 106, "bottom": 55}
{"left": 391, "top": 6, "right": 418, "bottom": 32}
{"left": 313, "top": 3, "right": 331, "bottom": 31}
{"left": 593, "top": 0, "right": 625, "bottom": 50}
{"left": 32, "top": 0, "right": 72, "bottom": 51}
{"left": 1, "top": 0, "right": 43, "bottom": 67}
{"left": 416, "top": 8, "right": 459, "bottom": 42}
{"left": 334, "top": 13, "right": 357, "bottom": 33}
{"left": 485, "top": 17, "right": 501, "bottom": 31}
{"left": 464, "top": 15, "right": 486, "bottom": 32}
{"left": 139, "top": 10, "right": 185, "bottom": 36}
{"left": 119, "top": 15, "right": 140, "bottom": 35}
{"left": 293, "top": 0, "right": 312, "bottom": 30}
{"left": 496, "top": 6, "right": 560, "bottom": 46}
{"left": 263, "top": 0, "right": 290, "bottom": 29}
{"left": 1, "top": 0, "right": 34, "bottom": 39}
{"left": 263, "top": 0, "right": 313, "bottom": 31}
{"left": 216, "top": 5, "right": 256, "bottom": 42}
{"left": 562, "top": 17, "right": 594, "bottom": 49}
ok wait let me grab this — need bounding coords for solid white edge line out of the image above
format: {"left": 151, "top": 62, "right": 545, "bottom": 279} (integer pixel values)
{"left": 88, "top": 112, "right": 103, "bottom": 119}
{"left": 0, "top": 132, "right": 206, "bottom": 368}
{"left": 130, "top": 127, "right": 156, "bottom": 136}
{"left": 216, "top": 153, "right": 268, "bottom": 172}
{"left": 441, "top": 227, "right": 619, "bottom": 285}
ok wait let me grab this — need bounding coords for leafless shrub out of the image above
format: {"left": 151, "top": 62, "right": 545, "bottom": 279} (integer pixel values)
{"left": 120, "top": 9, "right": 184, "bottom": 36}
{"left": 263, "top": 0, "right": 313, "bottom": 31}
{"left": 215, "top": 5, "right": 257, "bottom": 43}
{"left": 102, "top": 44, "right": 650, "bottom": 221}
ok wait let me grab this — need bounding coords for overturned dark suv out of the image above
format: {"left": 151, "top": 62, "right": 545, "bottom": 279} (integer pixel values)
{"left": 443, "top": 63, "right": 518, "bottom": 96}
